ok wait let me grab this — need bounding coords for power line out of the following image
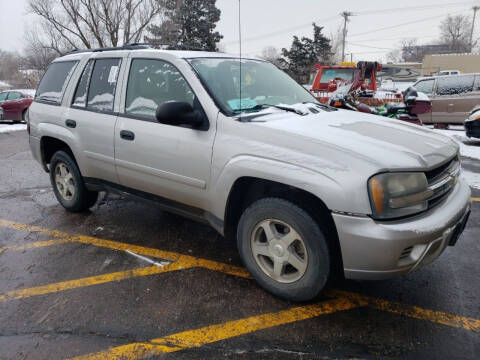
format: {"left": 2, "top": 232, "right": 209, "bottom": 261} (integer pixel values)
{"left": 347, "top": 42, "right": 395, "bottom": 50}
{"left": 224, "top": 15, "right": 338, "bottom": 45}
{"left": 349, "top": 10, "right": 468, "bottom": 38}
{"left": 355, "top": 1, "right": 475, "bottom": 16}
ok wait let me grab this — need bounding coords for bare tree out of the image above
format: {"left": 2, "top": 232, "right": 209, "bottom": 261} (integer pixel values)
{"left": 386, "top": 48, "right": 402, "bottom": 63}
{"left": 439, "top": 14, "right": 473, "bottom": 53}
{"left": 27, "top": 0, "right": 164, "bottom": 54}
{"left": 260, "top": 46, "right": 281, "bottom": 66}
{"left": 328, "top": 25, "right": 344, "bottom": 64}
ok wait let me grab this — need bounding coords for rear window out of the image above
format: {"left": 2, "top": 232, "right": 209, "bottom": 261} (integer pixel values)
{"left": 320, "top": 69, "right": 356, "bottom": 83}
{"left": 436, "top": 75, "right": 474, "bottom": 96}
{"left": 36, "top": 61, "right": 78, "bottom": 104}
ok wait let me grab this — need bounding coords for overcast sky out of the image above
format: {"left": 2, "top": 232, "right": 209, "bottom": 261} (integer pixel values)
{"left": 0, "top": 0, "right": 478, "bottom": 62}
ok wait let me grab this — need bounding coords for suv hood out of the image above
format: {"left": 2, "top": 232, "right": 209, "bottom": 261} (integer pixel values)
{"left": 251, "top": 109, "right": 458, "bottom": 170}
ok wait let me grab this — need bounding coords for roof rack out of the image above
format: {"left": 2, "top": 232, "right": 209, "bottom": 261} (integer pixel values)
{"left": 66, "top": 42, "right": 207, "bottom": 55}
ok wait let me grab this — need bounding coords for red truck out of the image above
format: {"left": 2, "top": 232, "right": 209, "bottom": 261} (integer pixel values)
{"left": 309, "top": 62, "right": 400, "bottom": 105}
{"left": 0, "top": 89, "right": 35, "bottom": 122}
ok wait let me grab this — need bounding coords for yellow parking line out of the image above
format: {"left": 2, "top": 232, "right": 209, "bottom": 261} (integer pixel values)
{"left": 328, "top": 289, "right": 480, "bottom": 332}
{"left": 0, "top": 218, "right": 251, "bottom": 279}
{"left": 472, "top": 197, "right": 480, "bottom": 202}
{"left": 0, "top": 262, "right": 188, "bottom": 302}
{"left": 0, "top": 218, "right": 65, "bottom": 237}
{"left": 0, "top": 218, "right": 479, "bottom": 333}
{"left": 69, "top": 296, "right": 363, "bottom": 360}
{"left": 0, "top": 238, "right": 75, "bottom": 253}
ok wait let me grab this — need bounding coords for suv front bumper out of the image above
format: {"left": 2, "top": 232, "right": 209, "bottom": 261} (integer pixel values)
{"left": 333, "top": 177, "right": 471, "bottom": 280}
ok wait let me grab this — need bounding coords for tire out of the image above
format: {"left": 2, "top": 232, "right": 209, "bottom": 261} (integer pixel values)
{"left": 49, "top": 150, "right": 98, "bottom": 212}
{"left": 237, "top": 198, "right": 330, "bottom": 301}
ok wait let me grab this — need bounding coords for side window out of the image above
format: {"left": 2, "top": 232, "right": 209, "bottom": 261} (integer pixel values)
{"left": 7, "top": 92, "right": 21, "bottom": 100}
{"left": 87, "top": 58, "right": 121, "bottom": 112}
{"left": 125, "top": 59, "right": 195, "bottom": 120}
{"left": 414, "top": 79, "right": 434, "bottom": 95}
{"left": 36, "top": 61, "right": 78, "bottom": 104}
{"left": 0, "top": 92, "right": 8, "bottom": 101}
{"left": 473, "top": 75, "right": 480, "bottom": 92}
{"left": 436, "top": 75, "right": 474, "bottom": 96}
{"left": 72, "top": 60, "right": 94, "bottom": 107}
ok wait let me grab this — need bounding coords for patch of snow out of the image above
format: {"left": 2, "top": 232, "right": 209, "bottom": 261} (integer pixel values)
{"left": 429, "top": 128, "right": 480, "bottom": 161}
{"left": 462, "top": 169, "right": 480, "bottom": 189}
{"left": 0, "top": 124, "right": 27, "bottom": 133}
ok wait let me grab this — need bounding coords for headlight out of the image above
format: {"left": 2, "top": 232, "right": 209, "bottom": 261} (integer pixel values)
{"left": 368, "top": 172, "right": 433, "bottom": 219}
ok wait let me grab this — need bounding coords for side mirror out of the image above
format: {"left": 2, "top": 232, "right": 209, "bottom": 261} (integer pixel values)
{"left": 155, "top": 101, "right": 205, "bottom": 129}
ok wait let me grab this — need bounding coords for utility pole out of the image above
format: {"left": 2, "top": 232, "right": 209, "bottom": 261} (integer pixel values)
{"left": 341, "top": 11, "right": 353, "bottom": 62}
{"left": 470, "top": 6, "right": 479, "bottom": 52}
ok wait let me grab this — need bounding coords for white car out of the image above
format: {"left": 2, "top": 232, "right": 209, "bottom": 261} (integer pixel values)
{"left": 27, "top": 45, "right": 471, "bottom": 301}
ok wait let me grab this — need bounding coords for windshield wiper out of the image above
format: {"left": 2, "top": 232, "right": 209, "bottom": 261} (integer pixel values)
{"left": 302, "top": 101, "right": 337, "bottom": 111}
{"left": 235, "top": 104, "right": 305, "bottom": 116}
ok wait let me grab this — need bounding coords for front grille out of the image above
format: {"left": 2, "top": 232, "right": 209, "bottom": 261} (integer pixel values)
{"left": 425, "top": 157, "right": 460, "bottom": 209}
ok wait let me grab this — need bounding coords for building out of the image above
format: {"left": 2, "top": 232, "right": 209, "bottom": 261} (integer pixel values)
{"left": 422, "top": 53, "right": 480, "bottom": 75}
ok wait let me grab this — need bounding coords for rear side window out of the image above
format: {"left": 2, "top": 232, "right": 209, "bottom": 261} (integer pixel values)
{"left": 87, "top": 58, "right": 121, "bottom": 112}
{"left": 436, "top": 75, "right": 474, "bottom": 96}
{"left": 0, "top": 92, "right": 8, "bottom": 101}
{"left": 36, "top": 61, "right": 78, "bottom": 104}
{"left": 125, "top": 59, "right": 194, "bottom": 120}
{"left": 414, "top": 79, "right": 434, "bottom": 95}
{"left": 474, "top": 75, "right": 480, "bottom": 92}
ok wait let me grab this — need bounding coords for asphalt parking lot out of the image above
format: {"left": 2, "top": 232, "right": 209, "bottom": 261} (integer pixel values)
{"left": 0, "top": 129, "right": 479, "bottom": 360}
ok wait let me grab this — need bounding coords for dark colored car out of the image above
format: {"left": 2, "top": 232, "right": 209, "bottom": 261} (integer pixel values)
{"left": 0, "top": 90, "right": 35, "bottom": 122}
{"left": 465, "top": 105, "right": 480, "bottom": 139}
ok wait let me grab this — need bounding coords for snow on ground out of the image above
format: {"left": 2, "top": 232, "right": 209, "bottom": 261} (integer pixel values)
{"left": 463, "top": 170, "right": 480, "bottom": 190}
{"left": 0, "top": 124, "right": 27, "bottom": 133}
{"left": 429, "top": 127, "right": 480, "bottom": 189}
{"left": 429, "top": 128, "right": 480, "bottom": 161}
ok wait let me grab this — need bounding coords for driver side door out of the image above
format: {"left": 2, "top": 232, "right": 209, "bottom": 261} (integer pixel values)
{"left": 114, "top": 57, "right": 216, "bottom": 209}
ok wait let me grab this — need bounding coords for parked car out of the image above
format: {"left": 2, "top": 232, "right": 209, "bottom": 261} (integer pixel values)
{"left": 0, "top": 89, "right": 35, "bottom": 122}
{"left": 465, "top": 105, "right": 480, "bottom": 139}
{"left": 28, "top": 46, "right": 471, "bottom": 301}
{"left": 413, "top": 74, "right": 480, "bottom": 124}
{"left": 436, "top": 70, "right": 461, "bottom": 76}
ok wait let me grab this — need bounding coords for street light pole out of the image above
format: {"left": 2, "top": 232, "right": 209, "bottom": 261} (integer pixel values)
{"left": 341, "top": 11, "right": 353, "bottom": 62}
{"left": 471, "top": 6, "right": 479, "bottom": 52}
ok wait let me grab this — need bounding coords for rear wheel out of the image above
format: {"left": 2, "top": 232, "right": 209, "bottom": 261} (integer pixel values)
{"left": 237, "top": 198, "right": 330, "bottom": 301}
{"left": 49, "top": 151, "right": 98, "bottom": 212}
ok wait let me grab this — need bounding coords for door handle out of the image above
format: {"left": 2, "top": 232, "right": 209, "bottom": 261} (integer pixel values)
{"left": 65, "top": 119, "right": 76, "bottom": 128}
{"left": 120, "top": 130, "right": 135, "bottom": 141}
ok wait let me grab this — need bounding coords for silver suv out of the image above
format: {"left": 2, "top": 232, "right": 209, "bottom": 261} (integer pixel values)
{"left": 28, "top": 46, "right": 471, "bottom": 301}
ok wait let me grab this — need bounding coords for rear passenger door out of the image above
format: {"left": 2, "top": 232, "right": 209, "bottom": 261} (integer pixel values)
{"left": 431, "top": 75, "right": 475, "bottom": 124}
{"left": 114, "top": 56, "right": 216, "bottom": 209}
{"left": 66, "top": 56, "right": 124, "bottom": 183}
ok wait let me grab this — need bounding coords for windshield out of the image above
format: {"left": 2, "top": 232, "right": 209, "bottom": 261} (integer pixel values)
{"left": 320, "top": 68, "right": 356, "bottom": 83}
{"left": 188, "top": 58, "right": 319, "bottom": 115}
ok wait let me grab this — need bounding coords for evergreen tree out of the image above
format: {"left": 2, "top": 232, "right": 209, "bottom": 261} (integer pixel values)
{"left": 279, "top": 23, "right": 332, "bottom": 83}
{"left": 146, "top": 0, "right": 223, "bottom": 51}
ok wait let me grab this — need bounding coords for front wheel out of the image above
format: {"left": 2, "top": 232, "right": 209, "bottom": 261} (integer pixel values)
{"left": 237, "top": 198, "right": 330, "bottom": 301}
{"left": 49, "top": 151, "right": 98, "bottom": 212}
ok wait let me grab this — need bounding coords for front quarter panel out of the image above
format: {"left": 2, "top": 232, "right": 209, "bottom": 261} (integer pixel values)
{"left": 209, "top": 114, "right": 377, "bottom": 220}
